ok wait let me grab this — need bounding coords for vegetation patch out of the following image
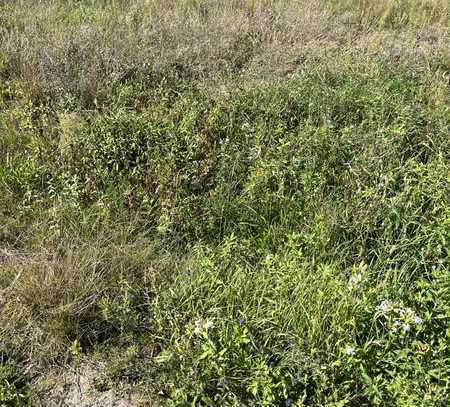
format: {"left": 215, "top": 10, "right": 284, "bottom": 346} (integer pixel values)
{"left": 0, "top": 1, "right": 449, "bottom": 405}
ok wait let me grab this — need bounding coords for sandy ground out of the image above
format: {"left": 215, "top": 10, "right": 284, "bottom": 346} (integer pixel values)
{"left": 41, "top": 363, "right": 148, "bottom": 407}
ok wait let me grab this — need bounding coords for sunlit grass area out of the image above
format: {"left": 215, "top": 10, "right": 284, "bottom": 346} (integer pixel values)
{"left": 0, "top": 1, "right": 449, "bottom": 405}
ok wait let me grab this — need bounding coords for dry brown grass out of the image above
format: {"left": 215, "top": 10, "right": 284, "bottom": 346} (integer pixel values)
{"left": 1, "top": 0, "right": 448, "bottom": 102}
{"left": 0, "top": 218, "right": 156, "bottom": 370}
{"left": 328, "top": 0, "right": 449, "bottom": 28}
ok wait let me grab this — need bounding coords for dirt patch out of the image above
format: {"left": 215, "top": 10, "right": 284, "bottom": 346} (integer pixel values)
{"left": 41, "top": 363, "right": 149, "bottom": 407}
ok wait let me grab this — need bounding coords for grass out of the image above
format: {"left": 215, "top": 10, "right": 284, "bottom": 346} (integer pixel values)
{"left": 328, "top": 0, "right": 449, "bottom": 27}
{"left": 0, "top": 0, "right": 449, "bottom": 405}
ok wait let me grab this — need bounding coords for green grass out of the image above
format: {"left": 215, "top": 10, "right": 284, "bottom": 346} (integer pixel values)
{"left": 0, "top": 1, "right": 449, "bottom": 405}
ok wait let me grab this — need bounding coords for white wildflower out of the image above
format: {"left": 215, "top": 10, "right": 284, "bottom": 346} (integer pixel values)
{"left": 193, "top": 319, "right": 215, "bottom": 334}
{"left": 376, "top": 300, "right": 391, "bottom": 314}
{"left": 377, "top": 299, "right": 421, "bottom": 334}
{"left": 345, "top": 346, "right": 355, "bottom": 356}
{"left": 392, "top": 320, "right": 401, "bottom": 333}
{"left": 348, "top": 272, "right": 363, "bottom": 290}
{"left": 414, "top": 316, "right": 423, "bottom": 325}
{"left": 204, "top": 319, "right": 214, "bottom": 330}
{"left": 194, "top": 320, "right": 202, "bottom": 335}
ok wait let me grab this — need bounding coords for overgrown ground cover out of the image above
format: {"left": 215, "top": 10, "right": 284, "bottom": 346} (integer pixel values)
{"left": 0, "top": 1, "right": 449, "bottom": 405}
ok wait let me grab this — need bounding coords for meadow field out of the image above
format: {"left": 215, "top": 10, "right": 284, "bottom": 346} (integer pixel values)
{"left": 0, "top": 0, "right": 449, "bottom": 405}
